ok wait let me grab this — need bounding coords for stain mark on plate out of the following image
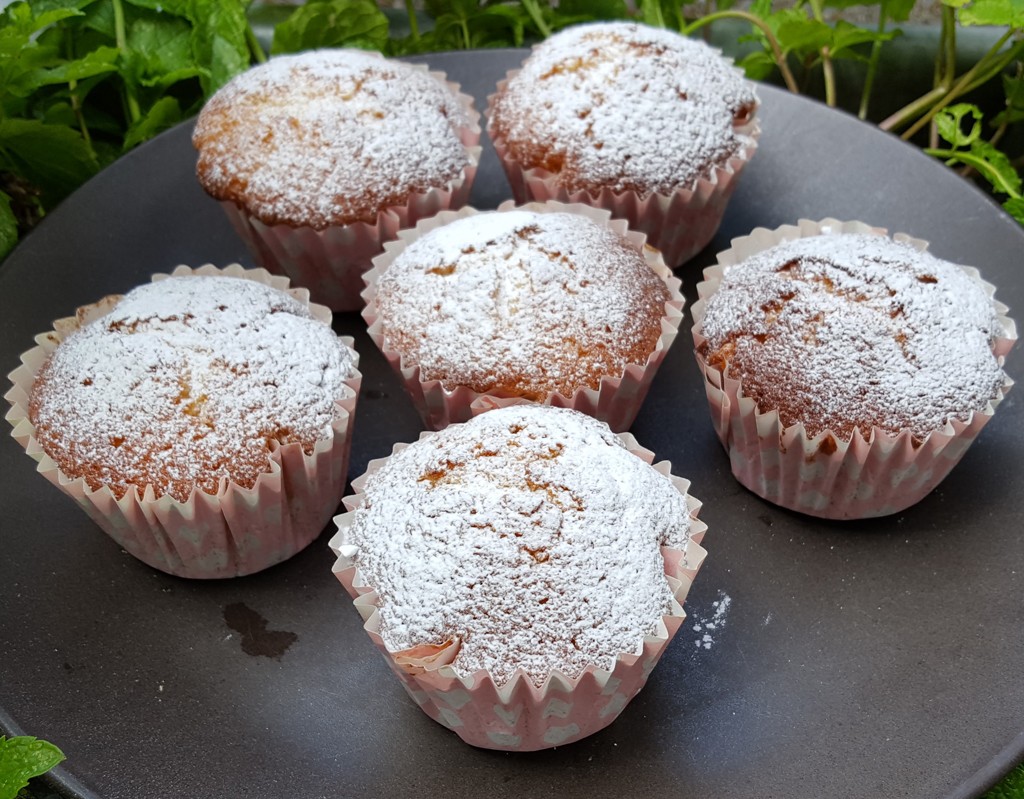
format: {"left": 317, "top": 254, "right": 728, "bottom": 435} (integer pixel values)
{"left": 223, "top": 602, "right": 297, "bottom": 659}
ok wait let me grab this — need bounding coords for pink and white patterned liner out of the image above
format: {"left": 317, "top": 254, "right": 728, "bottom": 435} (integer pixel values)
{"left": 224, "top": 64, "right": 483, "bottom": 313}
{"left": 329, "top": 431, "right": 708, "bottom": 751}
{"left": 4, "top": 264, "right": 362, "bottom": 579}
{"left": 361, "top": 200, "right": 685, "bottom": 432}
{"left": 691, "top": 218, "right": 1017, "bottom": 519}
{"left": 485, "top": 68, "right": 760, "bottom": 268}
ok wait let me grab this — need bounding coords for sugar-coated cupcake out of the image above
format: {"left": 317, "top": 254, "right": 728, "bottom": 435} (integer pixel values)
{"left": 193, "top": 50, "right": 482, "bottom": 311}
{"left": 691, "top": 219, "right": 1016, "bottom": 519}
{"left": 5, "top": 265, "right": 362, "bottom": 578}
{"left": 362, "top": 201, "right": 684, "bottom": 431}
{"left": 330, "top": 405, "right": 707, "bottom": 751}
{"left": 487, "top": 21, "right": 759, "bottom": 266}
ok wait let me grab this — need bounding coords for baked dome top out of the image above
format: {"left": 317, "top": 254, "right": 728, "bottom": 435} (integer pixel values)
{"left": 488, "top": 22, "right": 757, "bottom": 196}
{"left": 30, "top": 276, "right": 357, "bottom": 502}
{"left": 193, "top": 50, "right": 475, "bottom": 229}
{"left": 375, "top": 210, "right": 671, "bottom": 399}
{"left": 697, "top": 234, "right": 1007, "bottom": 441}
{"left": 345, "top": 405, "right": 692, "bottom": 685}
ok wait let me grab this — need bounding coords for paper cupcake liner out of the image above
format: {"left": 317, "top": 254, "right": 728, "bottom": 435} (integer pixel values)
{"left": 328, "top": 431, "right": 708, "bottom": 751}
{"left": 221, "top": 64, "right": 483, "bottom": 313}
{"left": 361, "top": 200, "right": 685, "bottom": 432}
{"left": 691, "top": 218, "right": 1017, "bottom": 519}
{"left": 4, "top": 264, "right": 363, "bottom": 579}
{"left": 485, "top": 70, "right": 759, "bottom": 268}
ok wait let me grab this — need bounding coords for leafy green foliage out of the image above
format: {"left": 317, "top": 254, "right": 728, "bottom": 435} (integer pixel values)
{"left": 271, "top": 0, "right": 389, "bottom": 54}
{"left": 954, "top": 0, "right": 1024, "bottom": 26}
{"left": 0, "top": 735, "right": 65, "bottom": 799}
{"left": 926, "top": 103, "right": 1024, "bottom": 224}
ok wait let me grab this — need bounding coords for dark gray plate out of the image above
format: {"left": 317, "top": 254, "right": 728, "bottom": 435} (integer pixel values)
{"left": 2, "top": 50, "right": 1022, "bottom": 799}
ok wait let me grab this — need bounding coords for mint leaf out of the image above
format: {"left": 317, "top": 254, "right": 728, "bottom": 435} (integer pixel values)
{"left": 187, "top": 0, "right": 251, "bottom": 94}
{"left": 0, "top": 735, "right": 66, "bottom": 799}
{"left": 935, "top": 103, "right": 983, "bottom": 147}
{"left": 271, "top": 0, "right": 389, "bottom": 55}
{"left": 124, "top": 9, "right": 198, "bottom": 88}
{"left": 882, "top": 0, "right": 917, "bottom": 21}
{"left": 776, "top": 17, "right": 833, "bottom": 54}
{"left": 970, "top": 139, "right": 1022, "bottom": 196}
{"left": 957, "top": 0, "right": 1024, "bottom": 25}
{"left": 994, "top": 73, "right": 1024, "bottom": 126}
{"left": 737, "top": 49, "right": 779, "bottom": 81}
{"left": 0, "top": 118, "right": 99, "bottom": 205}
{"left": 123, "top": 94, "right": 181, "bottom": 149}
{"left": 558, "top": 0, "right": 628, "bottom": 19}
{"left": 0, "top": 190, "right": 18, "bottom": 260}
{"left": 829, "top": 21, "right": 896, "bottom": 58}
{"left": 1004, "top": 197, "right": 1024, "bottom": 225}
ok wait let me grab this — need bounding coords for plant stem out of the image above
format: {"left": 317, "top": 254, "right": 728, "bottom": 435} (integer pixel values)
{"left": 807, "top": 0, "right": 836, "bottom": 107}
{"left": 683, "top": 11, "right": 800, "bottom": 94}
{"left": 521, "top": 0, "right": 552, "bottom": 38}
{"left": 882, "top": 28, "right": 1014, "bottom": 138}
{"left": 925, "top": 147, "right": 1022, "bottom": 198}
{"left": 62, "top": 23, "right": 93, "bottom": 152}
{"left": 111, "top": 0, "right": 140, "bottom": 125}
{"left": 244, "top": 21, "right": 266, "bottom": 64}
{"left": 929, "top": 5, "right": 957, "bottom": 147}
{"left": 405, "top": 0, "right": 420, "bottom": 42}
{"left": 858, "top": 13, "right": 889, "bottom": 120}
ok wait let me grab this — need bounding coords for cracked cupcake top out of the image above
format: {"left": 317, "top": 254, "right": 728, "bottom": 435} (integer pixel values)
{"left": 374, "top": 210, "right": 671, "bottom": 400}
{"left": 344, "top": 405, "right": 692, "bottom": 686}
{"left": 697, "top": 233, "right": 1008, "bottom": 442}
{"left": 30, "top": 276, "right": 357, "bottom": 502}
{"left": 488, "top": 21, "right": 757, "bottom": 196}
{"left": 193, "top": 50, "right": 476, "bottom": 228}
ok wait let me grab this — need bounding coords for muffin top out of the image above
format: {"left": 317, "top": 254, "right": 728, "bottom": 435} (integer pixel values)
{"left": 374, "top": 210, "right": 671, "bottom": 400}
{"left": 697, "top": 234, "right": 1008, "bottom": 441}
{"left": 30, "top": 276, "right": 357, "bottom": 502}
{"left": 192, "top": 50, "right": 476, "bottom": 229}
{"left": 345, "top": 405, "right": 692, "bottom": 686}
{"left": 488, "top": 22, "right": 757, "bottom": 196}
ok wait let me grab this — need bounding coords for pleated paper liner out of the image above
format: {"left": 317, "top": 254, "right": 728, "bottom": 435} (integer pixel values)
{"left": 486, "top": 65, "right": 759, "bottom": 268}
{"left": 5, "top": 264, "right": 362, "bottom": 579}
{"left": 329, "top": 430, "right": 708, "bottom": 751}
{"left": 691, "top": 218, "right": 1017, "bottom": 519}
{"left": 361, "top": 200, "right": 685, "bottom": 432}
{"left": 221, "top": 63, "right": 483, "bottom": 313}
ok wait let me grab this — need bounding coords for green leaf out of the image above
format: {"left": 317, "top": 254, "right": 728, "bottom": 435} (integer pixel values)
{"left": 935, "top": 103, "right": 983, "bottom": 148}
{"left": 123, "top": 95, "right": 181, "bottom": 149}
{"left": 0, "top": 118, "right": 99, "bottom": 205}
{"left": 187, "top": 0, "right": 251, "bottom": 94}
{"left": 0, "top": 191, "right": 18, "bottom": 261}
{"left": 1004, "top": 197, "right": 1024, "bottom": 225}
{"left": 882, "top": 0, "right": 917, "bottom": 21}
{"left": 994, "top": 73, "right": 1024, "bottom": 126}
{"left": 271, "top": 0, "right": 389, "bottom": 55}
{"left": 970, "top": 138, "right": 1022, "bottom": 196}
{"left": 12, "top": 45, "right": 119, "bottom": 96}
{"left": 776, "top": 17, "right": 833, "bottom": 54}
{"left": 558, "top": 0, "right": 628, "bottom": 19}
{"left": 737, "top": 49, "right": 779, "bottom": 81}
{"left": 0, "top": 735, "right": 66, "bottom": 799}
{"left": 957, "top": 0, "right": 1024, "bottom": 25}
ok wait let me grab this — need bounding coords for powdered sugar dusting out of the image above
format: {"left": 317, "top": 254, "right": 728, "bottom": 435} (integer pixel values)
{"left": 375, "top": 210, "right": 670, "bottom": 399}
{"left": 699, "top": 234, "right": 1006, "bottom": 440}
{"left": 194, "top": 50, "right": 474, "bottom": 229}
{"left": 346, "top": 405, "right": 692, "bottom": 686}
{"left": 690, "top": 591, "right": 731, "bottom": 650}
{"left": 30, "top": 276, "right": 356, "bottom": 502}
{"left": 489, "top": 22, "right": 758, "bottom": 195}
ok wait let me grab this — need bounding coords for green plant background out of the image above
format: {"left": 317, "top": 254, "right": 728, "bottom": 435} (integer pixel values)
{"left": 2, "top": 0, "right": 1023, "bottom": 795}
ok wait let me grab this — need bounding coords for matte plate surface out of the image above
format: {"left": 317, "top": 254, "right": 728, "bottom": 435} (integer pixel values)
{"left": 1, "top": 50, "right": 1022, "bottom": 799}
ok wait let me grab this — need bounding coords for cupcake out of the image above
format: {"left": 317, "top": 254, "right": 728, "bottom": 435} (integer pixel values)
{"left": 330, "top": 405, "right": 707, "bottom": 751}
{"left": 5, "top": 265, "right": 362, "bottom": 578}
{"left": 193, "top": 50, "right": 482, "bottom": 311}
{"left": 487, "top": 21, "right": 759, "bottom": 266}
{"left": 362, "top": 201, "right": 684, "bottom": 431}
{"left": 691, "top": 219, "right": 1016, "bottom": 519}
